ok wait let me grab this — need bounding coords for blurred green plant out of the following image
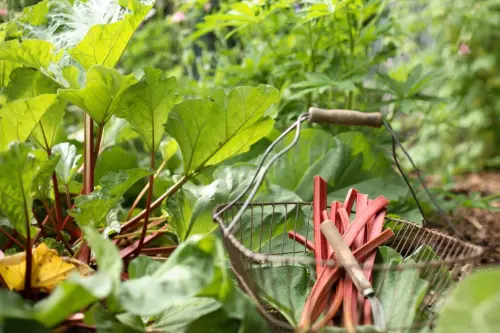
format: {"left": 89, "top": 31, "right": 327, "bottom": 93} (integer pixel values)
{"left": 388, "top": 0, "right": 500, "bottom": 174}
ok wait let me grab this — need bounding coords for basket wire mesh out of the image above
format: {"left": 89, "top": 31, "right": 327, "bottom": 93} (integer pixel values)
{"left": 214, "top": 202, "right": 484, "bottom": 332}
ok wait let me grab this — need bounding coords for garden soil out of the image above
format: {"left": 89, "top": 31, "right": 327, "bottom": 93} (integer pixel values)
{"left": 441, "top": 172, "right": 500, "bottom": 265}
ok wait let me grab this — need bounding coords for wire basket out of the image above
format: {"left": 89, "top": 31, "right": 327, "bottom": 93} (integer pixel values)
{"left": 214, "top": 202, "right": 484, "bottom": 332}
{"left": 212, "top": 109, "right": 485, "bottom": 332}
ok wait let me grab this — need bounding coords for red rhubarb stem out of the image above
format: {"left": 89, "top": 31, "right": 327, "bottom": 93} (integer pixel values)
{"left": 288, "top": 231, "right": 315, "bottom": 252}
{"left": 313, "top": 176, "right": 328, "bottom": 277}
{"left": 299, "top": 228, "right": 394, "bottom": 329}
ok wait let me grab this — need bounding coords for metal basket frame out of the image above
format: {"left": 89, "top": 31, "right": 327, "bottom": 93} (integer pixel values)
{"left": 213, "top": 201, "right": 485, "bottom": 332}
{"left": 210, "top": 110, "right": 485, "bottom": 332}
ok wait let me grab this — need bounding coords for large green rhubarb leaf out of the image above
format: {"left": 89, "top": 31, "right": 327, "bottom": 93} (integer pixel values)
{"left": 115, "top": 67, "right": 177, "bottom": 152}
{"left": 4, "top": 68, "right": 60, "bottom": 100}
{"left": 0, "top": 94, "right": 58, "bottom": 152}
{"left": 373, "top": 247, "right": 429, "bottom": 331}
{"left": 0, "top": 144, "right": 48, "bottom": 237}
{"left": 4, "top": 68, "right": 66, "bottom": 150}
{"left": 0, "top": 40, "right": 57, "bottom": 70}
{"left": 68, "top": 1, "right": 154, "bottom": 69}
{"left": 435, "top": 268, "right": 500, "bottom": 333}
{"left": 253, "top": 266, "right": 313, "bottom": 326}
{"left": 165, "top": 85, "right": 278, "bottom": 174}
{"left": 59, "top": 65, "right": 137, "bottom": 126}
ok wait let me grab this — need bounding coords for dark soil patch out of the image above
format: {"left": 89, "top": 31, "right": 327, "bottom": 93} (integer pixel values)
{"left": 454, "top": 207, "right": 500, "bottom": 265}
{"left": 444, "top": 172, "right": 500, "bottom": 265}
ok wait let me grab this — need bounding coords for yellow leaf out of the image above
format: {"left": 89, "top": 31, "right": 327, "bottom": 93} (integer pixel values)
{"left": 0, "top": 243, "right": 92, "bottom": 292}
{"left": 0, "top": 251, "right": 26, "bottom": 290}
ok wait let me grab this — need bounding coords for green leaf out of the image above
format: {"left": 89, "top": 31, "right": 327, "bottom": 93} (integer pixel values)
{"left": 406, "top": 245, "right": 450, "bottom": 291}
{"left": 52, "top": 143, "right": 81, "bottom": 185}
{"left": 373, "top": 246, "right": 429, "bottom": 330}
{"left": 102, "top": 117, "right": 140, "bottom": 147}
{"left": 0, "top": 94, "right": 58, "bottom": 152}
{"left": 160, "top": 137, "right": 179, "bottom": 162}
{"left": 328, "top": 174, "right": 408, "bottom": 202}
{"left": 0, "top": 60, "right": 22, "bottom": 90}
{"left": 253, "top": 266, "right": 312, "bottom": 326}
{"left": 215, "top": 287, "right": 269, "bottom": 333}
{"left": 31, "top": 153, "right": 60, "bottom": 201}
{"left": 59, "top": 65, "right": 137, "bottom": 125}
{"left": 165, "top": 85, "right": 278, "bottom": 174}
{"left": 0, "top": 289, "right": 34, "bottom": 319}
{"left": 0, "top": 318, "right": 51, "bottom": 333}
{"left": 266, "top": 129, "right": 405, "bottom": 201}
{"left": 166, "top": 181, "right": 218, "bottom": 241}
{"left": 118, "top": 234, "right": 223, "bottom": 316}
{"left": 30, "top": 99, "right": 66, "bottom": 151}
{"left": 86, "top": 303, "right": 145, "bottom": 333}
{"left": 5, "top": 68, "right": 60, "bottom": 101}
{"left": 153, "top": 298, "right": 222, "bottom": 332}
{"left": 0, "top": 40, "right": 57, "bottom": 70}
{"left": 119, "top": 233, "right": 267, "bottom": 331}
{"left": 70, "top": 168, "right": 152, "bottom": 228}
{"left": 435, "top": 268, "right": 500, "bottom": 333}
{"left": 3, "top": 68, "right": 66, "bottom": 150}
{"left": 61, "top": 66, "right": 82, "bottom": 89}
{"left": 94, "top": 145, "right": 138, "bottom": 183}
{"left": 128, "top": 256, "right": 162, "bottom": 279}
{"left": 377, "top": 72, "right": 406, "bottom": 97}
{"left": 68, "top": 2, "right": 154, "bottom": 70}
{"left": 0, "top": 144, "right": 47, "bottom": 237}
{"left": 19, "top": 0, "right": 50, "bottom": 26}
{"left": 100, "top": 168, "right": 152, "bottom": 198}
{"left": 34, "top": 273, "right": 113, "bottom": 328}
{"left": 84, "top": 227, "right": 122, "bottom": 282}
{"left": 115, "top": 67, "right": 177, "bottom": 152}
{"left": 266, "top": 128, "right": 336, "bottom": 200}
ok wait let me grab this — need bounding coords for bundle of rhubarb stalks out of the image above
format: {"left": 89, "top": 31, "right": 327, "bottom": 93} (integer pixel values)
{"left": 289, "top": 176, "right": 395, "bottom": 332}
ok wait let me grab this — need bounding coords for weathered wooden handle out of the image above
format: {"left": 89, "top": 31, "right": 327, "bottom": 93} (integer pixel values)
{"left": 320, "top": 220, "right": 373, "bottom": 295}
{"left": 308, "top": 107, "right": 382, "bottom": 128}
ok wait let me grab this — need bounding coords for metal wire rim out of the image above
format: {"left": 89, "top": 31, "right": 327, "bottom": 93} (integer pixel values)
{"left": 213, "top": 202, "right": 485, "bottom": 268}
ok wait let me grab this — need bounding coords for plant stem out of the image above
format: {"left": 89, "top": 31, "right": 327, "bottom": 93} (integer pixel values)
{"left": 46, "top": 149, "right": 66, "bottom": 232}
{"left": 34, "top": 214, "right": 50, "bottom": 243}
{"left": 92, "top": 124, "right": 104, "bottom": 170}
{"left": 41, "top": 202, "right": 74, "bottom": 255}
{"left": 113, "top": 229, "right": 169, "bottom": 240}
{"left": 121, "top": 174, "right": 190, "bottom": 233}
{"left": 32, "top": 208, "right": 48, "bottom": 239}
{"left": 64, "top": 184, "right": 72, "bottom": 209}
{"left": 42, "top": 200, "right": 58, "bottom": 230}
{"left": 307, "top": 20, "right": 316, "bottom": 107}
{"left": 140, "top": 246, "right": 177, "bottom": 256}
{"left": 126, "top": 160, "right": 167, "bottom": 220}
{"left": 0, "top": 228, "right": 24, "bottom": 249}
{"left": 346, "top": 11, "right": 356, "bottom": 110}
{"left": 79, "top": 114, "right": 95, "bottom": 264}
{"left": 84, "top": 115, "right": 94, "bottom": 194}
{"left": 19, "top": 172, "right": 32, "bottom": 293}
{"left": 135, "top": 151, "right": 156, "bottom": 256}
{"left": 51, "top": 173, "right": 64, "bottom": 226}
